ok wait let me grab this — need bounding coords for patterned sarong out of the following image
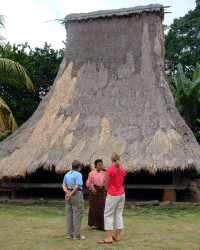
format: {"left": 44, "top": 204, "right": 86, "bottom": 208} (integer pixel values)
{"left": 88, "top": 185, "right": 106, "bottom": 229}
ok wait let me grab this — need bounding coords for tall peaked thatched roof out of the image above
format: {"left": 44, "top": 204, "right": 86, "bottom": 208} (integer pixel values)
{"left": 0, "top": 5, "right": 200, "bottom": 180}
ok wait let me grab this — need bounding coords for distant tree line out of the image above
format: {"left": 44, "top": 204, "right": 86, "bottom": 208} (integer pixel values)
{"left": 165, "top": 0, "right": 200, "bottom": 141}
{"left": 0, "top": 42, "right": 65, "bottom": 130}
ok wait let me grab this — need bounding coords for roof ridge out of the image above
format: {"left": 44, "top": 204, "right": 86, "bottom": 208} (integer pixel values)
{"left": 64, "top": 4, "right": 164, "bottom": 22}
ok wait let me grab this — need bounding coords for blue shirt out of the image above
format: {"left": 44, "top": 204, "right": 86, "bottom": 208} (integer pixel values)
{"left": 63, "top": 170, "right": 83, "bottom": 190}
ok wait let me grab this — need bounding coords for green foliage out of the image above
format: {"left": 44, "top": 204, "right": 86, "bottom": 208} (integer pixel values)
{"left": 0, "top": 53, "right": 34, "bottom": 136}
{"left": 0, "top": 15, "right": 5, "bottom": 29}
{"left": 0, "top": 15, "right": 5, "bottom": 45}
{"left": 0, "top": 96, "right": 18, "bottom": 134}
{"left": 165, "top": 1, "right": 200, "bottom": 79}
{"left": 0, "top": 15, "right": 36, "bottom": 135}
{"left": 0, "top": 130, "right": 12, "bottom": 141}
{"left": 168, "top": 63, "right": 200, "bottom": 138}
{"left": 0, "top": 42, "right": 65, "bottom": 127}
{"left": 0, "top": 58, "right": 34, "bottom": 90}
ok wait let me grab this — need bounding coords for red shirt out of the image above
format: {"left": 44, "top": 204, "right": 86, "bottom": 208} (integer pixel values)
{"left": 106, "top": 165, "right": 126, "bottom": 196}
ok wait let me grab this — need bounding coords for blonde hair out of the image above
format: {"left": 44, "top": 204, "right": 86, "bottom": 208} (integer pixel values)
{"left": 111, "top": 152, "right": 120, "bottom": 175}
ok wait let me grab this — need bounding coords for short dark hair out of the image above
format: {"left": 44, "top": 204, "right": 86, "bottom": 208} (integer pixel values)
{"left": 94, "top": 159, "right": 103, "bottom": 167}
{"left": 72, "top": 160, "right": 82, "bottom": 170}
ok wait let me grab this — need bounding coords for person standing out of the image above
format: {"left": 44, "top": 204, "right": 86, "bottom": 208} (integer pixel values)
{"left": 62, "top": 160, "right": 85, "bottom": 240}
{"left": 86, "top": 159, "right": 106, "bottom": 230}
{"left": 99, "top": 152, "right": 126, "bottom": 244}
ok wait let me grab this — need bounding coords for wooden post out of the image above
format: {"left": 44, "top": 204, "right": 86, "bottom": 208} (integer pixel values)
{"left": 11, "top": 188, "right": 16, "bottom": 199}
{"left": 162, "top": 189, "right": 176, "bottom": 202}
{"left": 172, "top": 169, "right": 180, "bottom": 186}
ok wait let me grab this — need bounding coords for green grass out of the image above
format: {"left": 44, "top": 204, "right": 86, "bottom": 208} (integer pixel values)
{"left": 0, "top": 203, "right": 200, "bottom": 250}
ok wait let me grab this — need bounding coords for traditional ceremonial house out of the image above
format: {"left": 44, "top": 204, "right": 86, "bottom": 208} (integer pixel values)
{"left": 0, "top": 5, "right": 200, "bottom": 201}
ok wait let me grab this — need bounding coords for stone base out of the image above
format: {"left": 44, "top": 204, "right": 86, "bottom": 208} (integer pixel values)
{"left": 162, "top": 189, "right": 176, "bottom": 202}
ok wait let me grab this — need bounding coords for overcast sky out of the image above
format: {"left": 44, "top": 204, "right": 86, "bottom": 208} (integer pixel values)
{"left": 1, "top": 0, "right": 196, "bottom": 50}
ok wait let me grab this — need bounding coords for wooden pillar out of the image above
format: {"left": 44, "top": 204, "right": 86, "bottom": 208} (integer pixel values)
{"left": 162, "top": 189, "right": 176, "bottom": 202}
{"left": 162, "top": 169, "right": 180, "bottom": 202}
{"left": 172, "top": 169, "right": 180, "bottom": 186}
{"left": 11, "top": 188, "right": 16, "bottom": 199}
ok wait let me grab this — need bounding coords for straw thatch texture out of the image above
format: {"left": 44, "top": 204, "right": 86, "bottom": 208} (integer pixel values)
{"left": 0, "top": 5, "right": 200, "bottom": 179}
{"left": 64, "top": 4, "right": 164, "bottom": 21}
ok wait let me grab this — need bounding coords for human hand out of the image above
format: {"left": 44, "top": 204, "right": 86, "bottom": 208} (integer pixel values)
{"left": 92, "top": 187, "right": 96, "bottom": 194}
{"left": 101, "top": 166, "right": 106, "bottom": 171}
{"left": 65, "top": 192, "right": 72, "bottom": 200}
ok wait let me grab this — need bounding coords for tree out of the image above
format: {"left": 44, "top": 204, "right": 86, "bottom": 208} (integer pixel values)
{"left": 0, "top": 42, "right": 64, "bottom": 127}
{"left": 165, "top": 0, "right": 200, "bottom": 79}
{"left": 0, "top": 58, "right": 34, "bottom": 135}
{"left": 168, "top": 63, "right": 200, "bottom": 139}
{"left": 0, "top": 16, "right": 33, "bottom": 138}
{"left": 0, "top": 15, "right": 6, "bottom": 45}
{"left": 0, "top": 97, "right": 17, "bottom": 140}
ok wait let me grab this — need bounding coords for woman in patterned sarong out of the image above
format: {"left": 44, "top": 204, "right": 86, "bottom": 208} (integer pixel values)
{"left": 86, "top": 159, "right": 106, "bottom": 230}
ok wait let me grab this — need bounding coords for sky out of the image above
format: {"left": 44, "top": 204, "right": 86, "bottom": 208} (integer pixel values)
{"left": 1, "top": 0, "right": 197, "bottom": 50}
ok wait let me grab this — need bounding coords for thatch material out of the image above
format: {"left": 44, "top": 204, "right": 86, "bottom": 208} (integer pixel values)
{"left": 64, "top": 4, "right": 164, "bottom": 21}
{"left": 0, "top": 5, "right": 200, "bottom": 179}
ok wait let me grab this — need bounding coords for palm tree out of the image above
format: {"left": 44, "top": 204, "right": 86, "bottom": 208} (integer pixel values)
{"left": 0, "top": 15, "right": 33, "bottom": 138}
{"left": 168, "top": 63, "right": 200, "bottom": 138}
{"left": 0, "top": 15, "right": 6, "bottom": 45}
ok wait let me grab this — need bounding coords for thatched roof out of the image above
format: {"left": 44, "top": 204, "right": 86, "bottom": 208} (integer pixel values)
{"left": 64, "top": 4, "right": 164, "bottom": 22}
{"left": 0, "top": 4, "right": 200, "bottom": 179}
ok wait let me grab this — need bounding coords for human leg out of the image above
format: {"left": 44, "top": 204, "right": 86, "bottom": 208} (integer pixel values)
{"left": 88, "top": 190, "right": 95, "bottom": 229}
{"left": 114, "top": 194, "right": 125, "bottom": 240}
{"left": 88, "top": 186, "right": 105, "bottom": 230}
{"left": 100, "top": 194, "right": 120, "bottom": 243}
{"left": 104, "top": 194, "right": 119, "bottom": 230}
{"left": 65, "top": 200, "right": 74, "bottom": 237}
{"left": 72, "top": 191, "right": 84, "bottom": 239}
{"left": 113, "top": 229, "right": 122, "bottom": 241}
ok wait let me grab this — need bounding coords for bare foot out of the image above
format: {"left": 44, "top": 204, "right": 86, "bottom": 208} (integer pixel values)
{"left": 98, "top": 239, "right": 113, "bottom": 244}
{"left": 112, "top": 236, "right": 121, "bottom": 241}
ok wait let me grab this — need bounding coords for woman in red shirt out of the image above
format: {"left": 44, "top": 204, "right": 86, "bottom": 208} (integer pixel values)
{"left": 99, "top": 152, "right": 126, "bottom": 244}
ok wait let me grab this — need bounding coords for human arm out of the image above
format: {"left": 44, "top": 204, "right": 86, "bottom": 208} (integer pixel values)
{"left": 101, "top": 166, "right": 106, "bottom": 171}
{"left": 65, "top": 184, "right": 80, "bottom": 200}
{"left": 104, "top": 175, "right": 110, "bottom": 191}
{"left": 62, "top": 183, "right": 69, "bottom": 193}
{"left": 122, "top": 168, "right": 126, "bottom": 185}
{"left": 86, "top": 172, "right": 96, "bottom": 194}
{"left": 65, "top": 172, "right": 83, "bottom": 199}
{"left": 62, "top": 183, "right": 71, "bottom": 199}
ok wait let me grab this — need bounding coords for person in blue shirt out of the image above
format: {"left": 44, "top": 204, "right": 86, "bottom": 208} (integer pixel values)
{"left": 62, "top": 160, "right": 85, "bottom": 240}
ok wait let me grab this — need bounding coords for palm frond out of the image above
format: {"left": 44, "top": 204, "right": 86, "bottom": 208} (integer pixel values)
{"left": 0, "top": 15, "right": 6, "bottom": 45}
{"left": 0, "top": 97, "right": 18, "bottom": 133}
{"left": 192, "top": 63, "right": 200, "bottom": 83}
{"left": 0, "top": 97, "right": 11, "bottom": 112}
{"left": 0, "top": 15, "right": 5, "bottom": 29}
{"left": 0, "top": 58, "right": 34, "bottom": 90}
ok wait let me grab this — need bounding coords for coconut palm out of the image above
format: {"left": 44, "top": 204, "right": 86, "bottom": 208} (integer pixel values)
{"left": 0, "top": 58, "right": 34, "bottom": 133}
{"left": 0, "top": 15, "right": 6, "bottom": 45}
{"left": 0, "top": 97, "right": 18, "bottom": 133}
{"left": 0, "top": 15, "right": 34, "bottom": 137}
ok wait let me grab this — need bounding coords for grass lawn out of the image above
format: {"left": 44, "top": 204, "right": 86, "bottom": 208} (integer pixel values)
{"left": 0, "top": 203, "right": 200, "bottom": 250}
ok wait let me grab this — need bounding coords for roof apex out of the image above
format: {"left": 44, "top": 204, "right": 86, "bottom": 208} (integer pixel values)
{"left": 64, "top": 4, "right": 164, "bottom": 22}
